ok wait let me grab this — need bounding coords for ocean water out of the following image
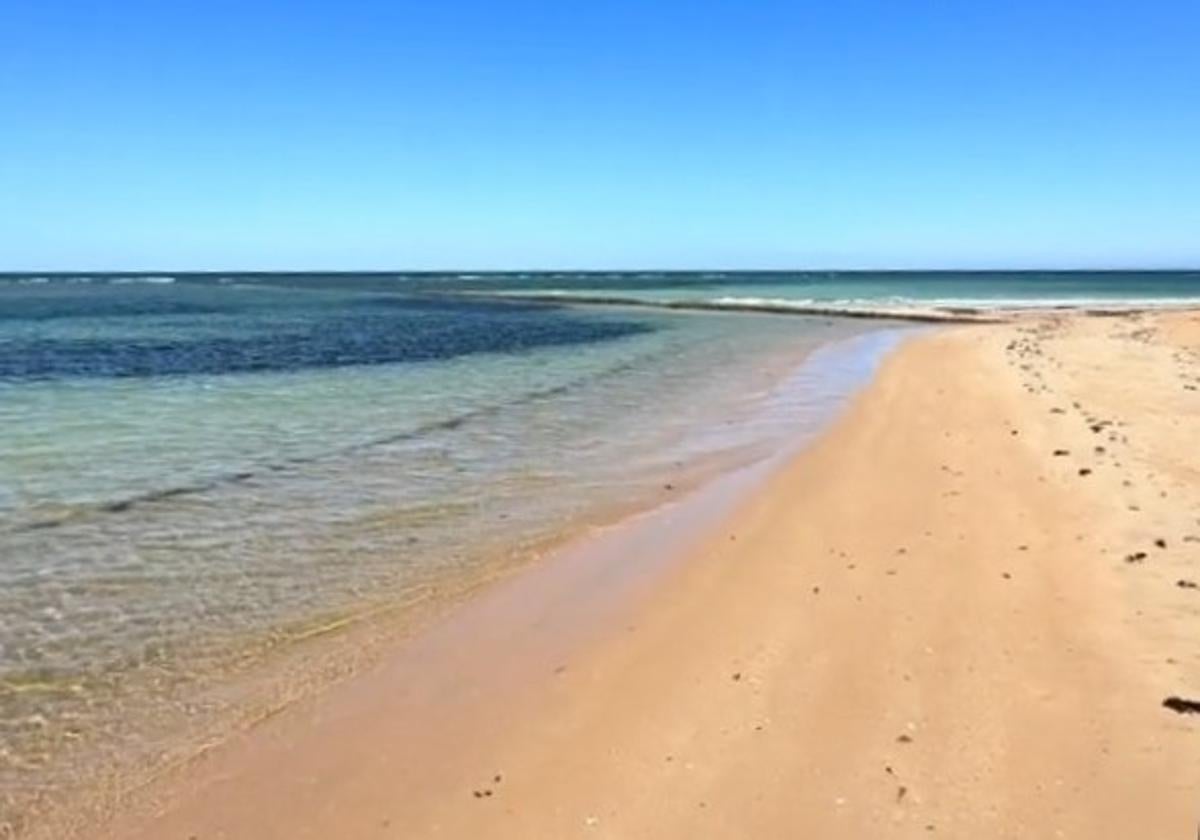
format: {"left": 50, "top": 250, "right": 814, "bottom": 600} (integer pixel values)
{"left": 0, "top": 273, "right": 892, "bottom": 834}
{"left": 431, "top": 269, "right": 1200, "bottom": 316}
{"left": 1, "top": 270, "right": 1196, "bottom": 833}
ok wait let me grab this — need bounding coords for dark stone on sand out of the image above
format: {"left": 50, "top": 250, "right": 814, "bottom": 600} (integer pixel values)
{"left": 1162, "top": 696, "right": 1200, "bottom": 714}
{"left": 1177, "top": 580, "right": 1198, "bottom": 589}
{"left": 1053, "top": 449, "right": 1069, "bottom": 456}
{"left": 731, "top": 672, "right": 742, "bottom": 681}
{"left": 896, "top": 733, "right": 913, "bottom": 744}
{"left": 1125, "top": 552, "right": 1148, "bottom": 564}
{"left": 1155, "top": 538, "right": 1167, "bottom": 549}
{"left": 1078, "top": 468, "right": 1092, "bottom": 476}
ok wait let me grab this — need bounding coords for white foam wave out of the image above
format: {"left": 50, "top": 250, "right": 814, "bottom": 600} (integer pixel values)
{"left": 710, "top": 295, "right": 1200, "bottom": 313}
{"left": 108, "top": 276, "right": 176, "bottom": 285}
{"left": 704, "top": 296, "right": 980, "bottom": 321}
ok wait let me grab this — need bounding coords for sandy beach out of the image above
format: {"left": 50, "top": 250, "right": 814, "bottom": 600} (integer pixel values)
{"left": 91, "top": 311, "right": 1200, "bottom": 840}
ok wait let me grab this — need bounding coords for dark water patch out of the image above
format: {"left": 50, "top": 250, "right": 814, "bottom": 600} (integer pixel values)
{"left": 0, "top": 295, "right": 653, "bottom": 381}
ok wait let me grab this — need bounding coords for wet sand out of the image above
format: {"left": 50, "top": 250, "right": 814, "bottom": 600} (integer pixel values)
{"left": 97, "top": 311, "right": 1200, "bottom": 839}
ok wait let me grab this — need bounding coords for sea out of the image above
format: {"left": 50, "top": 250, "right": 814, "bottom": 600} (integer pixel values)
{"left": 2, "top": 270, "right": 1198, "bottom": 834}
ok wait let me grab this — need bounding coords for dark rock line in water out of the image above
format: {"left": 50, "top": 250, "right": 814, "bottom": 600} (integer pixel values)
{"left": 443, "top": 292, "right": 1001, "bottom": 323}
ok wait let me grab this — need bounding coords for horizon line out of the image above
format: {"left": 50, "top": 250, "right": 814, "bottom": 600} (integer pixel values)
{"left": 3, "top": 266, "right": 1199, "bottom": 276}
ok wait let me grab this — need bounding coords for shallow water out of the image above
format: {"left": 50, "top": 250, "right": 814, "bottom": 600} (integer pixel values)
{"left": 0, "top": 275, "right": 893, "bottom": 833}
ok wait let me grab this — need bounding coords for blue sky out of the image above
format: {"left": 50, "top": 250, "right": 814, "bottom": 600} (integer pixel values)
{"left": 2, "top": 1, "right": 1197, "bottom": 270}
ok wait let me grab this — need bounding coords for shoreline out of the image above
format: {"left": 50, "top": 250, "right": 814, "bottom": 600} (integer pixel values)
{"left": 17, "top": 321, "right": 910, "bottom": 840}
{"left": 47, "top": 310, "right": 1200, "bottom": 838}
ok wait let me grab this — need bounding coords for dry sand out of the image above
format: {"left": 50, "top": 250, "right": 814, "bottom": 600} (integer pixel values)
{"left": 98, "top": 311, "right": 1200, "bottom": 840}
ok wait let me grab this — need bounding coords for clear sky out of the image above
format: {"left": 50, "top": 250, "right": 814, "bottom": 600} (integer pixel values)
{"left": 2, "top": 1, "right": 1198, "bottom": 270}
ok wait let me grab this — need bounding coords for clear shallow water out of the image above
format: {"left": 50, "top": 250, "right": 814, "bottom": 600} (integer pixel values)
{"left": 0, "top": 274, "right": 893, "bottom": 834}
{"left": 2, "top": 270, "right": 1195, "bottom": 833}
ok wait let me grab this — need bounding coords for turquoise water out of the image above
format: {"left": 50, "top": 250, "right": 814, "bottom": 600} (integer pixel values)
{"left": 0, "top": 274, "right": 891, "bottom": 834}
{"left": 427, "top": 269, "right": 1200, "bottom": 314}
{"left": 1, "top": 270, "right": 1196, "bottom": 834}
